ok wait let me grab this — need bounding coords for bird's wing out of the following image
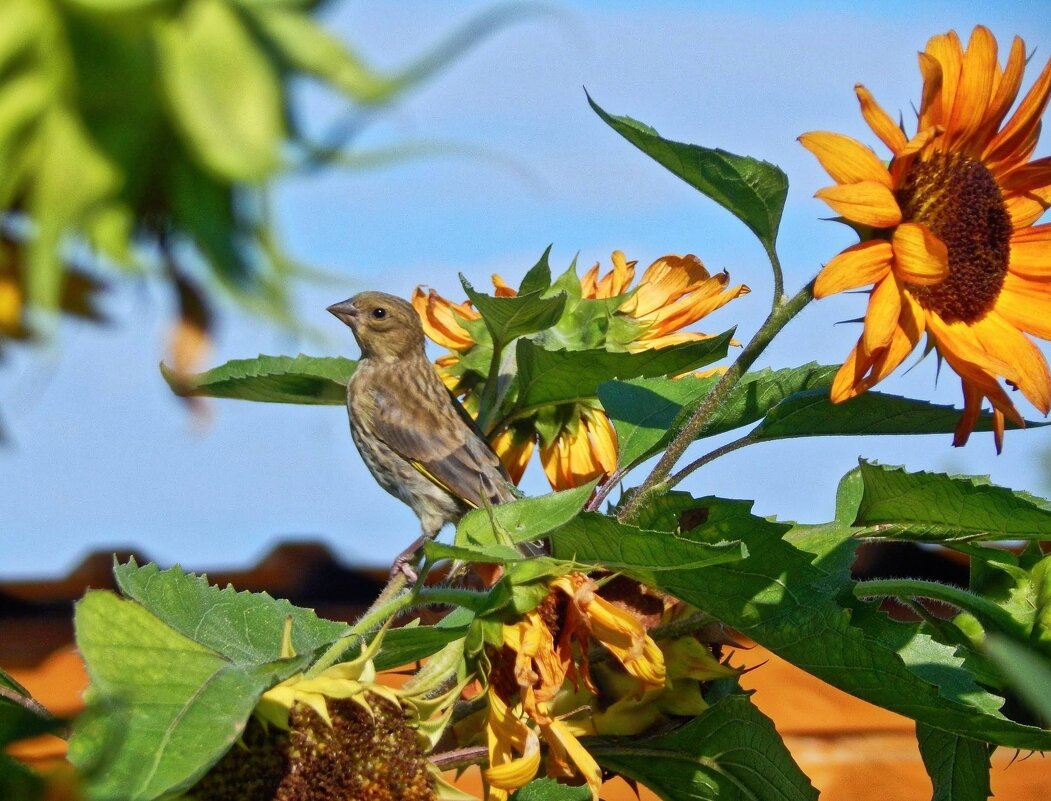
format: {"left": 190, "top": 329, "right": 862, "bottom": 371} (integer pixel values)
{"left": 371, "top": 385, "right": 513, "bottom": 509}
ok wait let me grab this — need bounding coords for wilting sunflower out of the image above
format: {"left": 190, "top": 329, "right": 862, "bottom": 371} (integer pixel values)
{"left": 801, "top": 25, "right": 1051, "bottom": 451}
{"left": 413, "top": 251, "right": 748, "bottom": 488}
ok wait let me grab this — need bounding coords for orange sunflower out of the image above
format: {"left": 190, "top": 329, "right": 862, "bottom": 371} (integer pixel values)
{"left": 801, "top": 25, "right": 1051, "bottom": 451}
{"left": 413, "top": 251, "right": 748, "bottom": 488}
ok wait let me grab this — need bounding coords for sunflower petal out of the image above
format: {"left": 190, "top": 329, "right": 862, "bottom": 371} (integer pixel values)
{"left": 925, "top": 31, "right": 964, "bottom": 128}
{"left": 855, "top": 84, "right": 907, "bottom": 155}
{"left": 946, "top": 26, "right": 996, "bottom": 150}
{"left": 892, "top": 222, "right": 949, "bottom": 285}
{"left": 830, "top": 339, "right": 875, "bottom": 402}
{"left": 814, "top": 240, "right": 893, "bottom": 298}
{"left": 799, "top": 131, "right": 892, "bottom": 187}
{"left": 862, "top": 274, "right": 902, "bottom": 355}
{"left": 996, "top": 281, "right": 1051, "bottom": 340}
{"left": 815, "top": 181, "right": 902, "bottom": 227}
{"left": 984, "top": 52, "right": 1051, "bottom": 168}
{"left": 1008, "top": 223, "right": 1051, "bottom": 278}
{"left": 972, "top": 312, "right": 1051, "bottom": 414}
{"left": 974, "top": 35, "right": 1026, "bottom": 149}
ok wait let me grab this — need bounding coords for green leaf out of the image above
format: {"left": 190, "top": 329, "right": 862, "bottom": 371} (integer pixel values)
{"left": 569, "top": 494, "right": 1051, "bottom": 750}
{"left": 985, "top": 636, "right": 1051, "bottom": 721}
{"left": 162, "top": 354, "right": 355, "bottom": 404}
{"left": 456, "top": 483, "right": 596, "bottom": 547}
{"left": 518, "top": 246, "right": 553, "bottom": 295}
{"left": 511, "top": 778, "right": 592, "bottom": 800}
{"left": 590, "top": 693, "right": 816, "bottom": 801}
{"left": 548, "top": 512, "right": 747, "bottom": 580}
{"left": 69, "top": 591, "right": 308, "bottom": 801}
{"left": 156, "top": 0, "right": 284, "bottom": 181}
{"left": 854, "top": 461, "right": 1051, "bottom": 541}
{"left": 916, "top": 723, "right": 991, "bottom": 801}
{"left": 461, "top": 276, "right": 566, "bottom": 349}
{"left": 515, "top": 332, "right": 732, "bottom": 412}
{"left": 113, "top": 559, "right": 351, "bottom": 664}
{"left": 599, "top": 363, "right": 835, "bottom": 468}
{"left": 588, "top": 93, "right": 788, "bottom": 252}
{"left": 373, "top": 625, "right": 471, "bottom": 671}
{"left": 753, "top": 389, "right": 1030, "bottom": 440}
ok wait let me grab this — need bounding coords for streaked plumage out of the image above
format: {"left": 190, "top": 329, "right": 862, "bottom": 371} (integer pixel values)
{"left": 328, "top": 291, "right": 514, "bottom": 575}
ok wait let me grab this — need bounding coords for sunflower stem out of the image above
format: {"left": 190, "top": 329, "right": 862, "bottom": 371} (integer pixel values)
{"left": 766, "top": 241, "right": 785, "bottom": 310}
{"left": 476, "top": 340, "right": 506, "bottom": 435}
{"left": 307, "top": 573, "right": 413, "bottom": 676}
{"left": 853, "top": 578, "right": 1026, "bottom": 639}
{"left": 666, "top": 434, "right": 757, "bottom": 487}
{"left": 617, "top": 279, "right": 814, "bottom": 524}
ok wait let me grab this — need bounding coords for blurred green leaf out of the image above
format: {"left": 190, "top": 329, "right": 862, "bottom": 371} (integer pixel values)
{"left": 461, "top": 277, "right": 566, "bottom": 350}
{"left": 985, "top": 636, "right": 1051, "bottom": 721}
{"left": 162, "top": 353, "right": 355, "bottom": 404}
{"left": 916, "top": 723, "right": 991, "bottom": 801}
{"left": 588, "top": 92, "right": 788, "bottom": 252}
{"left": 853, "top": 461, "right": 1051, "bottom": 541}
{"left": 514, "top": 332, "right": 733, "bottom": 412}
{"left": 590, "top": 694, "right": 816, "bottom": 801}
{"left": 156, "top": 0, "right": 284, "bottom": 181}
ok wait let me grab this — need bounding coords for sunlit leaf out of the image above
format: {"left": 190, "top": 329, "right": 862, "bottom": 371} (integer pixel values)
{"left": 461, "top": 277, "right": 566, "bottom": 349}
{"left": 588, "top": 92, "right": 788, "bottom": 252}
{"left": 853, "top": 461, "right": 1051, "bottom": 541}
{"left": 162, "top": 354, "right": 355, "bottom": 404}
{"left": 590, "top": 694, "right": 816, "bottom": 801}
{"left": 456, "top": 482, "right": 596, "bottom": 547}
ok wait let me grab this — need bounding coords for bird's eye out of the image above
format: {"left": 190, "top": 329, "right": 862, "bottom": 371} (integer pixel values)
{"left": 371, "top": 307, "right": 387, "bottom": 320}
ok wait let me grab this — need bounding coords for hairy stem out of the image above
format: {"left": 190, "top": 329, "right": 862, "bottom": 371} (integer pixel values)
{"left": 853, "top": 578, "right": 1025, "bottom": 639}
{"left": 766, "top": 242, "right": 785, "bottom": 310}
{"left": 617, "top": 279, "right": 815, "bottom": 523}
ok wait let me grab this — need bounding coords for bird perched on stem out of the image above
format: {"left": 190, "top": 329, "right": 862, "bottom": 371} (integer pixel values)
{"left": 328, "top": 291, "right": 516, "bottom": 579}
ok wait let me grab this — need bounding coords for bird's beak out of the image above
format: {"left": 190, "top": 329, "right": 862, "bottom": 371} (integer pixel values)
{"left": 327, "top": 299, "right": 358, "bottom": 327}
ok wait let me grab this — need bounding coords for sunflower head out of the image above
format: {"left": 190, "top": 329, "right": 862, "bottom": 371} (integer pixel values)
{"left": 802, "top": 25, "right": 1051, "bottom": 451}
{"left": 413, "top": 251, "right": 747, "bottom": 488}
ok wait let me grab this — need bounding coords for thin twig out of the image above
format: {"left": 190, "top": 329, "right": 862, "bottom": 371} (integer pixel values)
{"left": 430, "top": 745, "right": 489, "bottom": 771}
{"left": 666, "top": 434, "right": 756, "bottom": 488}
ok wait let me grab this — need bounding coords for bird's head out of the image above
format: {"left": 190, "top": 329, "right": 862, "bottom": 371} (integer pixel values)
{"left": 327, "top": 291, "right": 426, "bottom": 361}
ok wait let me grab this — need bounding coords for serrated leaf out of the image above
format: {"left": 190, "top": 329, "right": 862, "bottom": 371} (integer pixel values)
{"left": 156, "top": 0, "right": 284, "bottom": 181}
{"left": 460, "top": 277, "right": 566, "bottom": 349}
{"left": 753, "top": 389, "right": 1031, "bottom": 440}
{"left": 456, "top": 483, "right": 596, "bottom": 547}
{"left": 854, "top": 461, "right": 1051, "bottom": 541}
{"left": 515, "top": 332, "right": 732, "bottom": 412}
{"left": 162, "top": 354, "right": 355, "bottom": 404}
{"left": 588, "top": 93, "right": 788, "bottom": 252}
{"left": 565, "top": 495, "right": 1051, "bottom": 750}
{"left": 548, "top": 512, "right": 746, "bottom": 581}
{"left": 917, "top": 723, "right": 991, "bottom": 801}
{"left": 70, "top": 591, "right": 307, "bottom": 801}
{"left": 113, "top": 559, "right": 351, "bottom": 664}
{"left": 590, "top": 694, "right": 816, "bottom": 801}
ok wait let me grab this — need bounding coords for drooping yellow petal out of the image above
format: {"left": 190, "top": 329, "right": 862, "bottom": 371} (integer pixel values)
{"left": 815, "top": 181, "right": 903, "bottom": 227}
{"left": 891, "top": 222, "right": 949, "bottom": 285}
{"left": 489, "top": 426, "right": 536, "bottom": 485}
{"left": 861, "top": 274, "right": 902, "bottom": 355}
{"left": 485, "top": 689, "right": 541, "bottom": 796}
{"left": 541, "top": 718, "right": 602, "bottom": 800}
{"left": 799, "top": 131, "right": 892, "bottom": 187}
{"left": 814, "top": 240, "right": 893, "bottom": 298}
{"left": 855, "top": 84, "right": 907, "bottom": 155}
{"left": 628, "top": 254, "right": 711, "bottom": 317}
{"left": 412, "top": 286, "right": 479, "bottom": 350}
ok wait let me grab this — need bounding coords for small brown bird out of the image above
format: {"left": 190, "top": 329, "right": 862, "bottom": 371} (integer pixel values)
{"left": 328, "top": 291, "right": 515, "bottom": 578}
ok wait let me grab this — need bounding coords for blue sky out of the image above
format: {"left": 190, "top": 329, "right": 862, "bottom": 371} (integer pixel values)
{"left": 2, "top": 1, "right": 1050, "bottom": 577}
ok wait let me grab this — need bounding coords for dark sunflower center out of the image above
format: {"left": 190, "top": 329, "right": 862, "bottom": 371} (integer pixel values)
{"left": 895, "top": 152, "right": 1011, "bottom": 323}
